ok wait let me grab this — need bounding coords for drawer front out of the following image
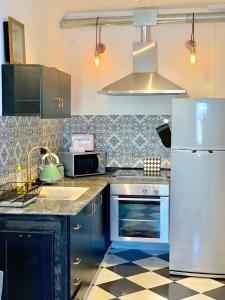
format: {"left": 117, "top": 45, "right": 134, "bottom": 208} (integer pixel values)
{"left": 70, "top": 205, "right": 92, "bottom": 255}
{"left": 70, "top": 254, "right": 90, "bottom": 299}
{"left": 70, "top": 205, "right": 92, "bottom": 298}
{"left": 72, "top": 283, "right": 89, "bottom": 300}
{"left": 70, "top": 220, "right": 85, "bottom": 256}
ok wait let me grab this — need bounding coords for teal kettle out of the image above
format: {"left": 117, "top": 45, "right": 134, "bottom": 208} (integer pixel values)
{"left": 39, "top": 163, "right": 61, "bottom": 183}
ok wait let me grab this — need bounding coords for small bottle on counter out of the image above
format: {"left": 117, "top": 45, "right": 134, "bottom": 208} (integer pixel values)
{"left": 16, "top": 164, "right": 25, "bottom": 193}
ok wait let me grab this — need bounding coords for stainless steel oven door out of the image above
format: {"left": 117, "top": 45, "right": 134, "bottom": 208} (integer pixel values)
{"left": 110, "top": 196, "right": 169, "bottom": 243}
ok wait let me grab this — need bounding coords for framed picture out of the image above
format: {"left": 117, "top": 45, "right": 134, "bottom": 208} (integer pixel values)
{"left": 3, "top": 16, "right": 26, "bottom": 64}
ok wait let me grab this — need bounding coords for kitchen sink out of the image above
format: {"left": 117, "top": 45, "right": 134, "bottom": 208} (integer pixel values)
{"left": 38, "top": 186, "right": 89, "bottom": 201}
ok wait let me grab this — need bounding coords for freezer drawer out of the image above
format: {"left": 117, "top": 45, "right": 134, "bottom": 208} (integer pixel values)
{"left": 170, "top": 150, "right": 225, "bottom": 276}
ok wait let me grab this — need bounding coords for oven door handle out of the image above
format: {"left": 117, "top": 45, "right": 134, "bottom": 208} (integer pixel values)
{"left": 112, "top": 197, "right": 167, "bottom": 202}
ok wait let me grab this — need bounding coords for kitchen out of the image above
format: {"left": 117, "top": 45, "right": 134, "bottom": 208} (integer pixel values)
{"left": 1, "top": 0, "right": 225, "bottom": 300}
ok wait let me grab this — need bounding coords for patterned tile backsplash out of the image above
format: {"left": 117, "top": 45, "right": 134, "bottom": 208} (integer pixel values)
{"left": 0, "top": 116, "right": 64, "bottom": 184}
{"left": 64, "top": 115, "right": 171, "bottom": 168}
{"left": 0, "top": 114, "right": 170, "bottom": 185}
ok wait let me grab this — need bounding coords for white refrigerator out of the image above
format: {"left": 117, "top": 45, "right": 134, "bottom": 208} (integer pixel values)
{"left": 170, "top": 98, "right": 225, "bottom": 278}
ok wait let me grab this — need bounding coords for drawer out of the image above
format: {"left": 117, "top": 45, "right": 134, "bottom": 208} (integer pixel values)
{"left": 70, "top": 254, "right": 89, "bottom": 280}
{"left": 70, "top": 206, "right": 91, "bottom": 256}
{"left": 72, "top": 283, "right": 89, "bottom": 300}
{"left": 70, "top": 256, "right": 90, "bottom": 299}
{"left": 70, "top": 256, "right": 83, "bottom": 299}
{"left": 70, "top": 216, "right": 85, "bottom": 256}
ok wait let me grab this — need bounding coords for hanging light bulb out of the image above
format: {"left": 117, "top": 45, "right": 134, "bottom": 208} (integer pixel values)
{"left": 95, "top": 49, "right": 100, "bottom": 67}
{"left": 186, "top": 13, "right": 197, "bottom": 64}
{"left": 190, "top": 46, "right": 197, "bottom": 64}
{"left": 94, "top": 17, "right": 105, "bottom": 67}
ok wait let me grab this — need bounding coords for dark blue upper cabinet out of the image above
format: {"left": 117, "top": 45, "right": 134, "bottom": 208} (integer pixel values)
{"left": 2, "top": 64, "right": 71, "bottom": 119}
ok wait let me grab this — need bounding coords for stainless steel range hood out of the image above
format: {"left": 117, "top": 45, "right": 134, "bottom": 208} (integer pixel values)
{"left": 99, "top": 11, "right": 186, "bottom": 96}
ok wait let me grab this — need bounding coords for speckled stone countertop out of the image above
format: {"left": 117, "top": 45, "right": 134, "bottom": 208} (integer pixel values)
{"left": 0, "top": 173, "right": 170, "bottom": 216}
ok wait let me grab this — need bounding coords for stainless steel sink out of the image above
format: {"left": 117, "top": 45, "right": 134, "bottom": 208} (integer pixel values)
{"left": 38, "top": 186, "right": 89, "bottom": 201}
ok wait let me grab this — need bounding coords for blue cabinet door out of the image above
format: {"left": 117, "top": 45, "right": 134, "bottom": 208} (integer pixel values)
{"left": 41, "top": 66, "right": 60, "bottom": 118}
{"left": 90, "top": 194, "right": 105, "bottom": 280}
{"left": 0, "top": 230, "right": 54, "bottom": 300}
{"left": 58, "top": 70, "right": 71, "bottom": 118}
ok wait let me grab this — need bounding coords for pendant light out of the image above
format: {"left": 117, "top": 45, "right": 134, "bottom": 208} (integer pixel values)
{"left": 186, "top": 13, "right": 197, "bottom": 64}
{"left": 94, "top": 17, "right": 105, "bottom": 67}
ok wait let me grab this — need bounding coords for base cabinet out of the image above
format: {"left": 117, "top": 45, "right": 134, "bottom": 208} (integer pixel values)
{"left": 0, "top": 187, "right": 110, "bottom": 300}
{"left": 0, "top": 216, "right": 68, "bottom": 300}
{"left": 0, "top": 231, "right": 54, "bottom": 300}
{"left": 70, "top": 189, "right": 110, "bottom": 300}
{"left": 90, "top": 194, "right": 106, "bottom": 280}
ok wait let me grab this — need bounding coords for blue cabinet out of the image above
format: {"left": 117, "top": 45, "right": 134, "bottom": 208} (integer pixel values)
{"left": 0, "top": 188, "right": 110, "bottom": 300}
{"left": 2, "top": 64, "right": 71, "bottom": 118}
{"left": 0, "top": 216, "right": 68, "bottom": 300}
{"left": 70, "top": 189, "right": 110, "bottom": 300}
{"left": 90, "top": 194, "right": 106, "bottom": 279}
{"left": 0, "top": 231, "right": 54, "bottom": 300}
{"left": 70, "top": 204, "right": 92, "bottom": 299}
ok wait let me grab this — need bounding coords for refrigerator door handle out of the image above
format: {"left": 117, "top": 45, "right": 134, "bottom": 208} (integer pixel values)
{"left": 192, "top": 150, "right": 214, "bottom": 153}
{"left": 178, "top": 150, "right": 215, "bottom": 154}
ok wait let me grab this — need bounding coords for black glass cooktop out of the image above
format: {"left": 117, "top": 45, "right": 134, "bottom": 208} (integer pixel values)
{"left": 112, "top": 168, "right": 170, "bottom": 179}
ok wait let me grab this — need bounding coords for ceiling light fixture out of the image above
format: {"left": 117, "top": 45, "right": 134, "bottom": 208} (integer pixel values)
{"left": 94, "top": 17, "right": 105, "bottom": 67}
{"left": 186, "top": 13, "right": 197, "bottom": 64}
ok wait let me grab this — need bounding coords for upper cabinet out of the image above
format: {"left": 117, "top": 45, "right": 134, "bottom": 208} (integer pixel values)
{"left": 2, "top": 64, "right": 71, "bottom": 119}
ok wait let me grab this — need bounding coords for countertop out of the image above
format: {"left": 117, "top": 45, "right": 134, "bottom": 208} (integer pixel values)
{"left": 0, "top": 173, "right": 170, "bottom": 216}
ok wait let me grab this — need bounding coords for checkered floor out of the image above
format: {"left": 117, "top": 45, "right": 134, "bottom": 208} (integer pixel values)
{"left": 87, "top": 248, "right": 225, "bottom": 300}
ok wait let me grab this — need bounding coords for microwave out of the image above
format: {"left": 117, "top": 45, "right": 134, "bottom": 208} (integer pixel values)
{"left": 58, "top": 151, "right": 106, "bottom": 177}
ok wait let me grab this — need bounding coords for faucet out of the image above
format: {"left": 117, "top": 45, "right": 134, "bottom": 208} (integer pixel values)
{"left": 27, "top": 145, "right": 53, "bottom": 184}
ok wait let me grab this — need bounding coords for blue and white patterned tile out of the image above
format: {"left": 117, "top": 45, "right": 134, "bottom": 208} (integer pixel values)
{"left": 64, "top": 115, "right": 171, "bottom": 168}
{"left": 0, "top": 116, "right": 64, "bottom": 182}
{"left": 114, "top": 116, "right": 140, "bottom": 140}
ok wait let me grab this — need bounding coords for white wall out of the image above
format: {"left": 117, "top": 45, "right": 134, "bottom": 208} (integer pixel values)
{"left": 1, "top": 3, "right": 225, "bottom": 116}
{"left": 0, "top": 0, "right": 73, "bottom": 114}
{"left": 62, "top": 12, "right": 225, "bottom": 115}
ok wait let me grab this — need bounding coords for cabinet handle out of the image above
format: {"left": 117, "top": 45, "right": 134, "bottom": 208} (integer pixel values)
{"left": 72, "top": 224, "right": 82, "bottom": 230}
{"left": 72, "top": 278, "right": 81, "bottom": 286}
{"left": 55, "top": 97, "right": 60, "bottom": 111}
{"left": 92, "top": 202, "right": 96, "bottom": 214}
{"left": 87, "top": 202, "right": 96, "bottom": 216}
{"left": 72, "top": 257, "right": 81, "bottom": 265}
{"left": 87, "top": 204, "right": 92, "bottom": 216}
{"left": 59, "top": 98, "right": 63, "bottom": 112}
{"left": 99, "top": 194, "right": 103, "bottom": 206}
{"left": 61, "top": 98, "right": 64, "bottom": 111}
{"left": 58, "top": 98, "right": 64, "bottom": 112}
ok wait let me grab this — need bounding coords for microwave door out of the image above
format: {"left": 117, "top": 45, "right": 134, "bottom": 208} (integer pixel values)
{"left": 74, "top": 154, "right": 99, "bottom": 175}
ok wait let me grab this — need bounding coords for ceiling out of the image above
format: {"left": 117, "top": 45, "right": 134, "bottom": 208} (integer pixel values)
{"left": 64, "top": 0, "right": 225, "bottom": 11}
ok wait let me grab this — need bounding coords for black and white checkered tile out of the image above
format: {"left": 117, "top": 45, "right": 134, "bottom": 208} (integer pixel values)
{"left": 87, "top": 248, "right": 225, "bottom": 300}
{"left": 143, "top": 157, "right": 161, "bottom": 175}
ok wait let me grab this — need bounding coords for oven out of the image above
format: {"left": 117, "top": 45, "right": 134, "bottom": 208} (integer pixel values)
{"left": 110, "top": 184, "right": 169, "bottom": 243}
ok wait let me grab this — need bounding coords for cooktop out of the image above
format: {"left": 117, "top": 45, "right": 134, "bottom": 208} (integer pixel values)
{"left": 112, "top": 168, "right": 170, "bottom": 179}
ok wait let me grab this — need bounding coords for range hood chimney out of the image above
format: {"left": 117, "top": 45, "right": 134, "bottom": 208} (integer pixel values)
{"left": 99, "top": 10, "right": 186, "bottom": 96}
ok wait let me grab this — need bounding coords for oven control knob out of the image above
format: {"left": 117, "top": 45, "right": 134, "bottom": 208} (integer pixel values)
{"left": 154, "top": 190, "right": 159, "bottom": 195}
{"left": 142, "top": 189, "right": 148, "bottom": 194}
